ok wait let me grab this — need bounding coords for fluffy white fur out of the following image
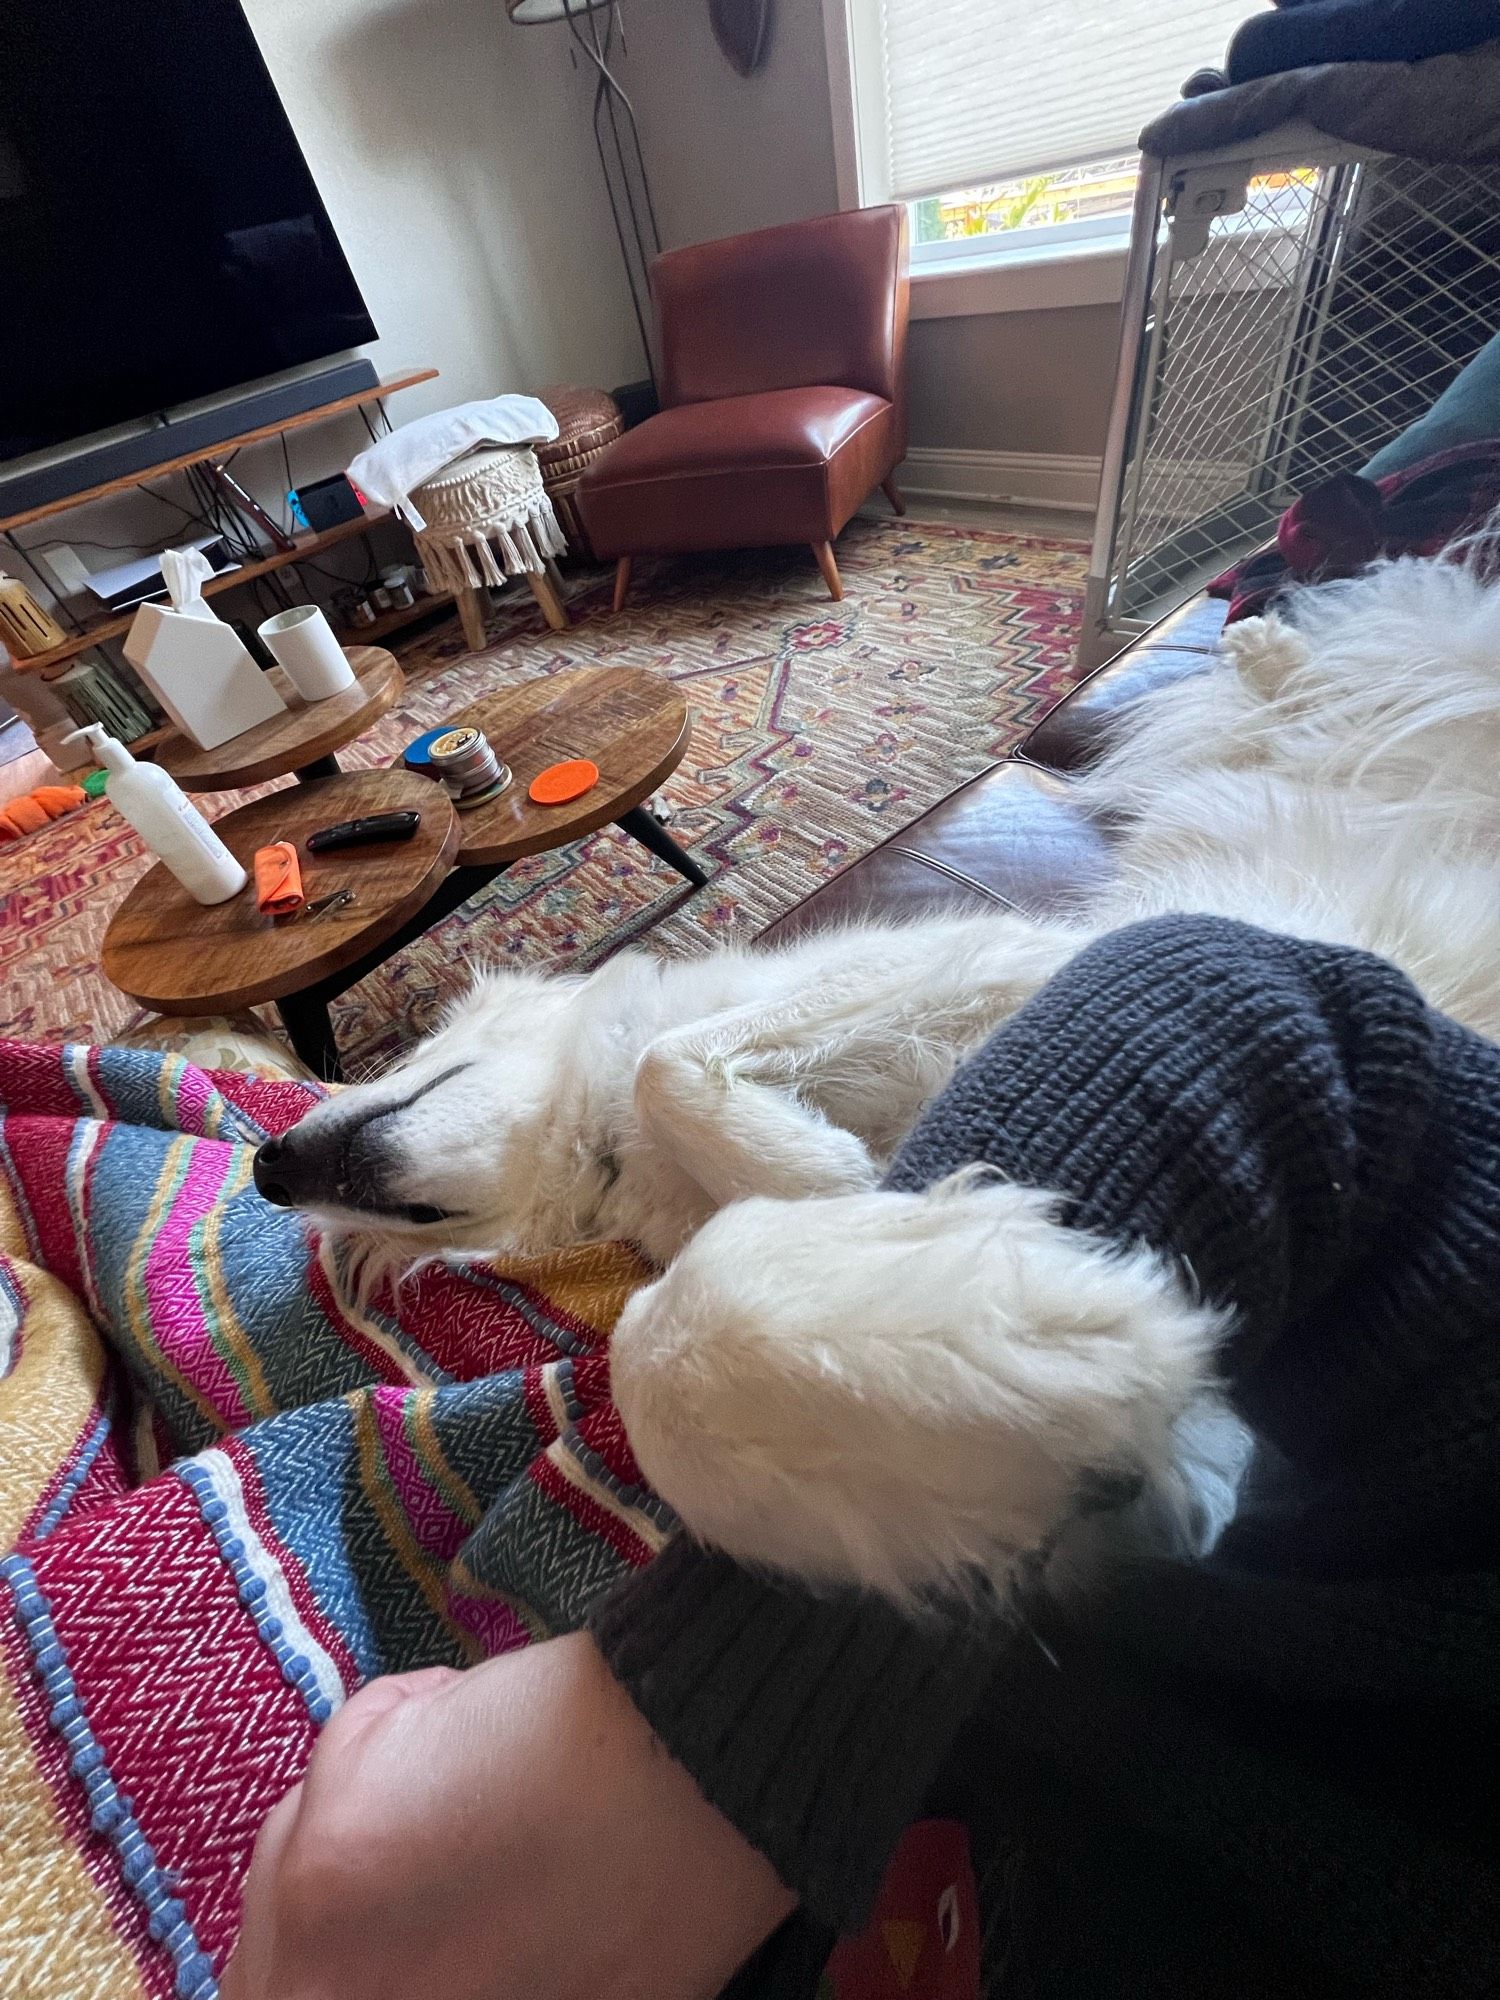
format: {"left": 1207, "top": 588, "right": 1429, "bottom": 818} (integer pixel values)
{"left": 611, "top": 1177, "right": 1226, "bottom": 1602}
{"left": 277, "top": 553, "right": 1500, "bottom": 1600}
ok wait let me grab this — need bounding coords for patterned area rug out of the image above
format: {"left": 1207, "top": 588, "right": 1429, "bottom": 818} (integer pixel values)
{"left": 0, "top": 518, "right": 1086, "bottom": 1071}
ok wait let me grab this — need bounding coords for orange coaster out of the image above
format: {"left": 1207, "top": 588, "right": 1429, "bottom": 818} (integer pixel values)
{"left": 529, "top": 758, "right": 599, "bottom": 806}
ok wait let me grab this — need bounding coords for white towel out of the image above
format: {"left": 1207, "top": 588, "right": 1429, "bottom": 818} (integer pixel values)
{"left": 348, "top": 395, "right": 561, "bottom": 530}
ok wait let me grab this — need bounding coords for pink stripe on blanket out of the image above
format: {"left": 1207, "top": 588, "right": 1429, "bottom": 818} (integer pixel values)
{"left": 450, "top": 1575, "right": 534, "bottom": 1657}
{"left": 0, "top": 1041, "right": 83, "bottom": 1120}
{"left": 168, "top": 1062, "right": 218, "bottom": 1138}
{"left": 376, "top": 1259, "right": 584, "bottom": 1379}
{"left": 142, "top": 1142, "right": 250, "bottom": 1430}
{"left": 371, "top": 1387, "right": 474, "bottom": 1564}
{"left": 205, "top": 1070, "right": 328, "bottom": 1138}
{"left": 0, "top": 1116, "right": 86, "bottom": 1290}
{"left": 25, "top": 1473, "right": 317, "bottom": 1981}
{"left": 365, "top": 1389, "right": 537, "bottom": 1658}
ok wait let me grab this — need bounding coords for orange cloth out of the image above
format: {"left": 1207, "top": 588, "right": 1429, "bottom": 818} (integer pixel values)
{"left": 253, "top": 841, "right": 304, "bottom": 916}
{"left": 0, "top": 784, "right": 86, "bottom": 843}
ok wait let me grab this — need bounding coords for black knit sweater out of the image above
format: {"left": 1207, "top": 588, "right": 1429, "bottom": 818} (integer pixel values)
{"left": 589, "top": 916, "right": 1500, "bottom": 1998}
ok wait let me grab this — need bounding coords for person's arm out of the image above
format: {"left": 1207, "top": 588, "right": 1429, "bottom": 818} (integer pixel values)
{"left": 589, "top": 915, "right": 1447, "bottom": 1932}
{"left": 222, "top": 1632, "right": 798, "bottom": 2000}
{"left": 588, "top": 1535, "right": 1002, "bottom": 1932}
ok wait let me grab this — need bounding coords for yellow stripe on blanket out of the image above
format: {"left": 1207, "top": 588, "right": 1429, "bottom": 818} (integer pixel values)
{"left": 0, "top": 1260, "right": 108, "bottom": 1553}
{"left": 0, "top": 1665, "right": 151, "bottom": 2000}
{"left": 0, "top": 1180, "right": 31, "bottom": 1262}
{"left": 519, "top": 1240, "right": 657, "bottom": 1341}
{"left": 120, "top": 1136, "right": 223, "bottom": 1432}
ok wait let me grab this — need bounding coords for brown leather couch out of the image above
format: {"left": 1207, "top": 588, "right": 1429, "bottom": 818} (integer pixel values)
{"left": 578, "top": 206, "right": 910, "bottom": 612}
{"left": 761, "top": 594, "right": 1230, "bottom": 944}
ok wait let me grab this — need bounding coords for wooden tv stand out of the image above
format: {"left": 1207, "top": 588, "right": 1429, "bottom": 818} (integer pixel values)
{"left": 0, "top": 369, "right": 443, "bottom": 733}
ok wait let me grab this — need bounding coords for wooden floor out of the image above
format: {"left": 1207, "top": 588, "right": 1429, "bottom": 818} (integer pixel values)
{"left": 0, "top": 734, "right": 59, "bottom": 809}
{"left": 859, "top": 494, "right": 1090, "bottom": 537}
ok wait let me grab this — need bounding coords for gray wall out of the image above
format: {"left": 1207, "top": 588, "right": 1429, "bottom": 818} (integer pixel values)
{"left": 628, "top": 0, "right": 841, "bottom": 247}
{"left": 909, "top": 306, "right": 1120, "bottom": 457}
{"left": 620, "top": 0, "right": 1118, "bottom": 465}
{"left": 244, "top": 0, "right": 642, "bottom": 410}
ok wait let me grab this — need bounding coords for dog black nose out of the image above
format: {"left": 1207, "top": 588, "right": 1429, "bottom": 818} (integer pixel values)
{"left": 253, "top": 1120, "right": 367, "bottom": 1212}
{"left": 253, "top": 1133, "right": 307, "bottom": 1208}
{"left": 253, "top": 1113, "right": 415, "bottom": 1217}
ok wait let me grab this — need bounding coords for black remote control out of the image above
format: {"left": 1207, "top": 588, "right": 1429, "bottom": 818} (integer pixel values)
{"left": 306, "top": 811, "right": 421, "bottom": 853}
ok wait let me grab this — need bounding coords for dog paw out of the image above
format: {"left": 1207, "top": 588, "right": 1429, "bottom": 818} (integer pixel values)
{"left": 1220, "top": 614, "right": 1311, "bottom": 703}
{"left": 610, "top": 1178, "right": 1221, "bottom": 1603}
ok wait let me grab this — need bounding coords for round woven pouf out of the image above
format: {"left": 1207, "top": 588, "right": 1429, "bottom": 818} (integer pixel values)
{"left": 537, "top": 386, "right": 624, "bottom": 563}
{"left": 410, "top": 446, "right": 567, "bottom": 594}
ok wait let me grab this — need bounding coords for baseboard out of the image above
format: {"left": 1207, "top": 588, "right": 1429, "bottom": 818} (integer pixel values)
{"left": 897, "top": 447, "right": 1102, "bottom": 515}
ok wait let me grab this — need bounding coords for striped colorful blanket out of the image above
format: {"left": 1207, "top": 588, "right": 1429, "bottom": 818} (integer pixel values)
{"left": 0, "top": 1040, "right": 668, "bottom": 2000}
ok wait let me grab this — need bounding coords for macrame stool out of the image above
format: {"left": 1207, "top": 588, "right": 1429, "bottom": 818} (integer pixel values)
{"left": 411, "top": 445, "right": 571, "bottom": 647}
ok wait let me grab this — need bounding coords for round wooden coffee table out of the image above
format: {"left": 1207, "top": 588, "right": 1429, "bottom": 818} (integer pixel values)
{"left": 104, "top": 666, "right": 707, "bottom": 1080}
{"left": 102, "top": 770, "right": 457, "bottom": 1078}
{"left": 444, "top": 664, "right": 706, "bottom": 879}
{"left": 154, "top": 645, "right": 403, "bottom": 791}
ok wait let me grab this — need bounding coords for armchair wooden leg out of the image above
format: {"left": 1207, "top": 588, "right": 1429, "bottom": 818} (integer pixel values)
{"left": 812, "top": 541, "right": 844, "bottom": 602}
{"left": 454, "top": 585, "right": 487, "bottom": 652}
{"left": 526, "top": 568, "right": 570, "bottom": 632}
{"left": 881, "top": 476, "right": 907, "bottom": 517}
{"left": 612, "top": 557, "right": 633, "bottom": 613}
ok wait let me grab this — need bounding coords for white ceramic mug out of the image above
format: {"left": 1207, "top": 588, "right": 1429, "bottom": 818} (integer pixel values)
{"left": 257, "top": 605, "right": 356, "bottom": 701}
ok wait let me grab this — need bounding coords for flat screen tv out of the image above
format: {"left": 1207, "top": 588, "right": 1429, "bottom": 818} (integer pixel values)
{"left": 0, "top": 0, "right": 377, "bottom": 466}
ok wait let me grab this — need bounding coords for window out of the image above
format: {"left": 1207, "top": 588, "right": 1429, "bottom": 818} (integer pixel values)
{"left": 827, "top": 1, "right": 1272, "bottom": 274}
{"left": 910, "top": 158, "right": 1141, "bottom": 269}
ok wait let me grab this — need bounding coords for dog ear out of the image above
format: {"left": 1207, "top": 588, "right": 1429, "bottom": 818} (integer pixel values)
{"left": 610, "top": 1179, "right": 1223, "bottom": 1604}
{"left": 1220, "top": 614, "right": 1312, "bottom": 704}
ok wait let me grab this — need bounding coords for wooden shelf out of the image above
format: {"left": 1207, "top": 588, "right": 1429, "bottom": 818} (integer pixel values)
{"left": 0, "top": 369, "right": 438, "bottom": 535}
{"left": 15, "top": 511, "right": 396, "bottom": 676}
{"left": 335, "top": 593, "right": 458, "bottom": 649}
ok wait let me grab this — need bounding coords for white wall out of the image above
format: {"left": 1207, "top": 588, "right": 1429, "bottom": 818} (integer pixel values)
{"left": 243, "top": 0, "right": 643, "bottom": 413}
{"left": 4, "top": 0, "right": 643, "bottom": 624}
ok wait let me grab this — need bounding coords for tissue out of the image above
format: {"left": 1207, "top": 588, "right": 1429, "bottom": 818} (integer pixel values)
{"left": 124, "top": 545, "right": 287, "bottom": 751}
{"left": 158, "top": 546, "right": 222, "bottom": 623}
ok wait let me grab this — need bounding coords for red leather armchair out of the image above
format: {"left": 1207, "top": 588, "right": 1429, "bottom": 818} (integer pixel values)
{"left": 577, "top": 205, "right": 910, "bottom": 608}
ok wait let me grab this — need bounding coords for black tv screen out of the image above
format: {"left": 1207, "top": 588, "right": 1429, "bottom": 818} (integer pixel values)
{"left": 0, "top": 0, "right": 377, "bottom": 464}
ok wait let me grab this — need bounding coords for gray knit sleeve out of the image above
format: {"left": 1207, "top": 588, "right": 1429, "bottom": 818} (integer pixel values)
{"left": 587, "top": 1536, "right": 999, "bottom": 1930}
{"left": 588, "top": 917, "right": 1441, "bottom": 1930}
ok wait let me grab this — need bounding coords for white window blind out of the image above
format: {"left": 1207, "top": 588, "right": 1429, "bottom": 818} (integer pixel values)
{"left": 856, "top": 1, "right": 1271, "bottom": 203}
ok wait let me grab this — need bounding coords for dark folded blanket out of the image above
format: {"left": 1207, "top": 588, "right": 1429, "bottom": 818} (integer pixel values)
{"left": 1140, "top": 35, "right": 1500, "bottom": 163}
{"left": 1228, "top": 0, "right": 1500, "bottom": 87}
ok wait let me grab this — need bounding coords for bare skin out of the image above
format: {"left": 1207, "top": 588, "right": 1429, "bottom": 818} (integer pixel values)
{"left": 221, "top": 1630, "right": 794, "bottom": 2000}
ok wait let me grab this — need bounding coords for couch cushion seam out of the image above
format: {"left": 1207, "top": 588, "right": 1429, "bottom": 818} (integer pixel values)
{"left": 894, "top": 848, "right": 1021, "bottom": 910}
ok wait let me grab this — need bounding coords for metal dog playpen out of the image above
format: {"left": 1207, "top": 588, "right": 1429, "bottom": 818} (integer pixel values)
{"left": 1078, "top": 128, "right": 1500, "bottom": 670}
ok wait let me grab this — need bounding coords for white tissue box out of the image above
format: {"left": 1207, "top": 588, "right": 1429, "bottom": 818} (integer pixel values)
{"left": 124, "top": 602, "right": 286, "bottom": 750}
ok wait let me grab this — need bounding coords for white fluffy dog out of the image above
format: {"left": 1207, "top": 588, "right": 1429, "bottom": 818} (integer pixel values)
{"left": 256, "top": 554, "right": 1500, "bottom": 1602}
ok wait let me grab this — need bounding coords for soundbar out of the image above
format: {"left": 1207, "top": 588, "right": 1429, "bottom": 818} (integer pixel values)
{"left": 0, "top": 359, "right": 380, "bottom": 521}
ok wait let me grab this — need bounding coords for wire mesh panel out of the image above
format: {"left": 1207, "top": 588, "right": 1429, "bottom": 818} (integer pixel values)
{"left": 1079, "top": 137, "right": 1500, "bottom": 668}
